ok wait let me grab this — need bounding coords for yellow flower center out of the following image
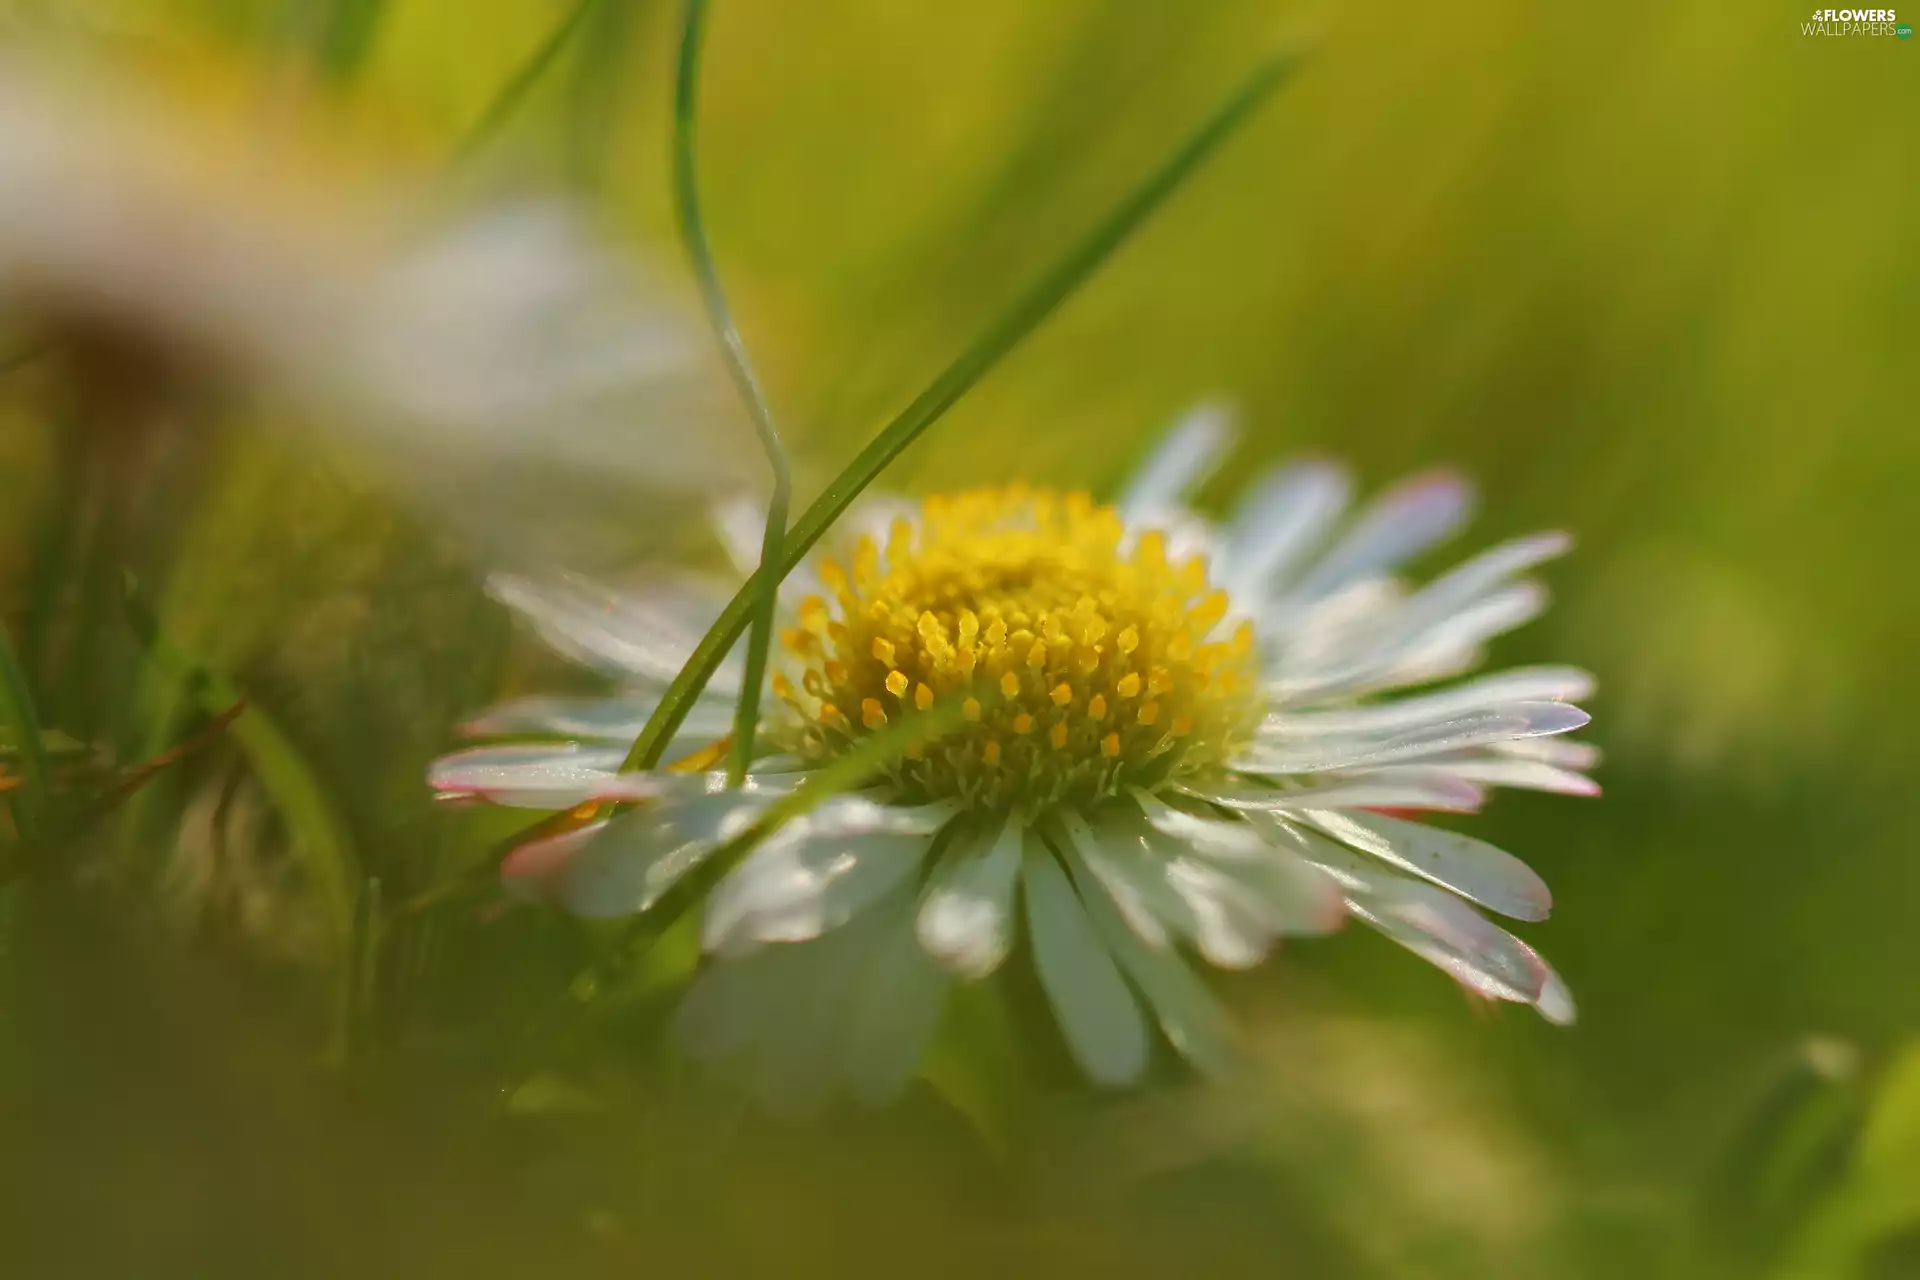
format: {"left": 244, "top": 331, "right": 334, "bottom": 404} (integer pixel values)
{"left": 772, "top": 486, "right": 1260, "bottom": 814}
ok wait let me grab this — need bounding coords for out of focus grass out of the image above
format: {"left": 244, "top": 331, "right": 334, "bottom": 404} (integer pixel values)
{"left": 4, "top": 2, "right": 1919, "bottom": 1277}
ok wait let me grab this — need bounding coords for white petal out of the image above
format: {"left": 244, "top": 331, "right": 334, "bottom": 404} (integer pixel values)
{"left": 1064, "top": 847, "right": 1237, "bottom": 1080}
{"left": 1373, "top": 759, "right": 1599, "bottom": 797}
{"left": 1298, "top": 809, "right": 1552, "bottom": 922}
{"left": 1129, "top": 788, "right": 1269, "bottom": 858}
{"left": 842, "top": 890, "right": 950, "bottom": 1105}
{"left": 802, "top": 795, "right": 959, "bottom": 838}
{"left": 1237, "top": 704, "right": 1590, "bottom": 774}
{"left": 1127, "top": 793, "right": 1342, "bottom": 937}
{"left": 1346, "top": 897, "right": 1548, "bottom": 1005}
{"left": 1268, "top": 818, "right": 1550, "bottom": 1005}
{"left": 1377, "top": 581, "right": 1549, "bottom": 679}
{"left": 1199, "top": 845, "right": 1346, "bottom": 938}
{"left": 1183, "top": 774, "right": 1485, "bottom": 814}
{"left": 917, "top": 817, "right": 1024, "bottom": 979}
{"left": 1527, "top": 949, "right": 1578, "bottom": 1025}
{"left": 1258, "top": 667, "right": 1595, "bottom": 738}
{"left": 710, "top": 492, "right": 771, "bottom": 575}
{"left": 1023, "top": 840, "right": 1150, "bottom": 1087}
{"left": 1162, "top": 858, "right": 1275, "bottom": 969}
{"left": 1055, "top": 809, "right": 1172, "bottom": 948}
{"left": 1271, "top": 581, "right": 1550, "bottom": 701}
{"left": 1217, "top": 460, "right": 1352, "bottom": 601}
{"left": 1117, "top": 400, "right": 1235, "bottom": 524}
{"left": 428, "top": 743, "right": 662, "bottom": 808}
{"left": 1493, "top": 735, "right": 1603, "bottom": 770}
{"left": 1386, "top": 531, "right": 1571, "bottom": 640}
{"left": 674, "top": 941, "right": 784, "bottom": 1063}
{"left": 747, "top": 920, "right": 877, "bottom": 1119}
{"left": 488, "top": 571, "right": 741, "bottom": 692}
{"left": 558, "top": 790, "right": 771, "bottom": 917}
{"left": 461, "top": 692, "right": 737, "bottom": 747}
{"left": 701, "top": 818, "right": 938, "bottom": 954}
{"left": 498, "top": 819, "right": 609, "bottom": 900}
{"left": 1281, "top": 471, "right": 1474, "bottom": 605}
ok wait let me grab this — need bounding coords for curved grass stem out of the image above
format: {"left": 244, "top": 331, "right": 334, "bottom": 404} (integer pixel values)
{"left": 619, "top": 45, "right": 1302, "bottom": 775}
{"left": 672, "top": 0, "right": 791, "bottom": 787}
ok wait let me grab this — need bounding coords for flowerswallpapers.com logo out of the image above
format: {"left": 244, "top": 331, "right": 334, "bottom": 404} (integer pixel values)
{"left": 1801, "top": 7, "right": 1912, "bottom": 34}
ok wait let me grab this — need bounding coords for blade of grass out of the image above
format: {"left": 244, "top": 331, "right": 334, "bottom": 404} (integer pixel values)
{"left": 311, "top": 0, "right": 388, "bottom": 83}
{"left": 671, "top": 0, "right": 791, "bottom": 788}
{"left": 451, "top": 0, "right": 607, "bottom": 166}
{"left": 608, "top": 698, "right": 963, "bottom": 967}
{"left": 0, "top": 624, "right": 50, "bottom": 843}
{"left": 563, "top": 0, "right": 641, "bottom": 189}
{"left": 619, "top": 46, "right": 1302, "bottom": 773}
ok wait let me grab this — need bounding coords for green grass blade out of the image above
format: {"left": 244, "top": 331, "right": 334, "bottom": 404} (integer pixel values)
{"left": 0, "top": 623, "right": 51, "bottom": 842}
{"left": 619, "top": 46, "right": 1301, "bottom": 773}
{"left": 670, "top": 0, "right": 792, "bottom": 786}
{"left": 599, "top": 697, "right": 962, "bottom": 980}
{"left": 311, "top": 0, "right": 388, "bottom": 82}
{"left": 451, "top": 0, "right": 606, "bottom": 165}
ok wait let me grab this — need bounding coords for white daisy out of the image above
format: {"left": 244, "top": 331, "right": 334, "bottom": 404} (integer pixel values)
{"left": 435, "top": 406, "right": 1596, "bottom": 1111}
{"left": 0, "top": 57, "right": 740, "bottom": 531}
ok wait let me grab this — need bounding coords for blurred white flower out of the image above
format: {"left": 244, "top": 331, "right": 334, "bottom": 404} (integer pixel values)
{"left": 0, "top": 56, "right": 743, "bottom": 543}
{"left": 436, "top": 404, "right": 1596, "bottom": 1112}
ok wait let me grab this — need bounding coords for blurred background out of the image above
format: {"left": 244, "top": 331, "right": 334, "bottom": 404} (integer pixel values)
{"left": 2, "top": 1, "right": 1918, "bottom": 1276}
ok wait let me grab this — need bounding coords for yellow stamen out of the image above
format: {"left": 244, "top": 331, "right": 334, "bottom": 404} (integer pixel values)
{"left": 771, "top": 486, "right": 1259, "bottom": 810}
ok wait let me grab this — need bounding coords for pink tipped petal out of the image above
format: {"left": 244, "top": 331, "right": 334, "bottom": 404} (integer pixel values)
{"left": 1389, "top": 759, "right": 1601, "bottom": 797}
{"left": 427, "top": 744, "right": 666, "bottom": 808}
{"left": 1493, "top": 735, "right": 1603, "bottom": 770}
{"left": 500, "top": 820, "right": 609, "bottom": 901}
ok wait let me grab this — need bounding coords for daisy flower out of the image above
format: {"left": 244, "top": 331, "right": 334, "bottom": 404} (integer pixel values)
{"left": 0, "top": 56, "right": 740, "bottom": 522}
{"left": 435, "top": 405, "right": 1596, "bottom": 1110}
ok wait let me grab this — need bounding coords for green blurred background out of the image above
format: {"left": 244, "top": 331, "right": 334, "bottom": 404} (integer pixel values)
{"left": 3, "top": 1, "right": 1919, "bottom": 1276}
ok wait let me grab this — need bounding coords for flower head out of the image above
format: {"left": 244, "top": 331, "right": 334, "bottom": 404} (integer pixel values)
{"left": 436, "top": 406, "right": 1596, "bottom": 1109}
{"left": 776, "top": 485, "right": 1259, "bottom": 813}
{"left": 0, "top": 55, "right": 743, "bottom": 549}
